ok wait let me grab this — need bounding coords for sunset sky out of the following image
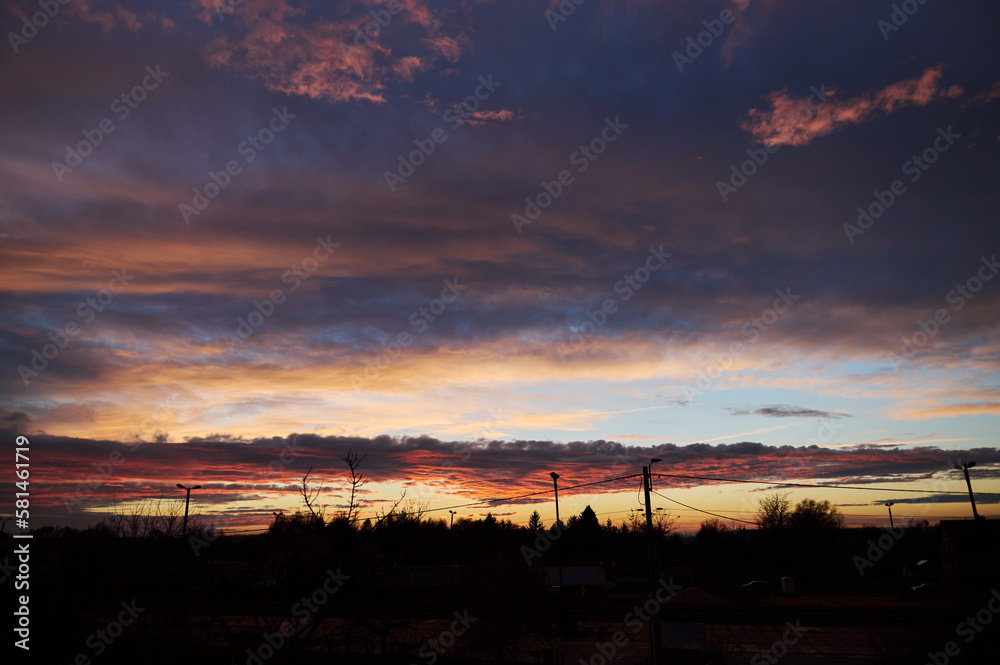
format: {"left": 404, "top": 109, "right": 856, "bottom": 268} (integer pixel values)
{"left": 2, "top": 0, "right": 999, "bottom": 532}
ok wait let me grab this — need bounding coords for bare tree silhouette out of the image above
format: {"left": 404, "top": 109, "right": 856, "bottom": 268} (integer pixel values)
{"left": 300, "top": 467, "right": 325, "bottom": 520}
{"left": 341, "top": 449, "right": 367, "bottom": 526}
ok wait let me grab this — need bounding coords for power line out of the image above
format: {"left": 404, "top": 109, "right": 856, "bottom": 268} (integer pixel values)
{"left": 355, "top": 469, "right": 994, "bottom": 524}
{"left": 651, "top": 472, "right": 1000, "bottom": 495}
{"left": 417, "top": 474, "right": 640, "bottom": 516}
{"left": 267, "top": 469, "right": 993, "bottom": 528}
{"left": 652, "top": 490, "right": 757, "bottom": 525}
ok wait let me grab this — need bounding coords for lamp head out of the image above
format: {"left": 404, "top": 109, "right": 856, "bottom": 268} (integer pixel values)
{"left": 650, "top": 458, "right": 662, "bottom": 464}
{"left": 954, "top": 465, "right": 962, "bottom": 470}
{"left": 968, "top": 461, "right": 976, "bottom": 468}
{"left": 550, "top": 472, "right": 559, "bottom": 480}
{"left": 176, "top": 483, "right": 184, "bottom": 489}
{"left": 192, "top": 485, "right": 201, "bottom": 490}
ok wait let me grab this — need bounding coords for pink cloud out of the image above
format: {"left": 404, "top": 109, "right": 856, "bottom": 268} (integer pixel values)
{"left": 460, "top": 108, "right": 517, "bottom": 126}
{"left": 200, "top": 0, "right": 473, "bottom": 104}
{"left": 424, "top": 34, "right": 466, "bottom": 61}
{"left": 67, "top": 0, "right": 164, "bottom": 33}
{"left": 392, "top": 56, "right": 428, "bottom": 82}
{"left": 969, "top": 82, "right": 1000, "bottom": 105}
{"left": 742, "top": 65, "right": 964, "bottom": 147}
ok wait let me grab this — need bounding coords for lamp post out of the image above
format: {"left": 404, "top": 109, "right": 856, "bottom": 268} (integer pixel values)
{"left": 884, "top": 502, "right": 895, "bottom": 529}
{"left": 449, "top": 510, "right": 456, "bottom": 529}
{"left": 953, "top": 462, "right": 980, "bottom": 520}
{"left": 550, "top": 472, "right": 561, "bottom": 527}
{"left": 176, "top": 483, "right": 201, "bottom": 537}
{"left": 550, "top": 472, "right": 563, "bottom": 595}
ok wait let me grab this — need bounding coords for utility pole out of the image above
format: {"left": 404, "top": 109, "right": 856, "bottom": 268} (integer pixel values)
{"left": 643, "top": 464, "right": 664, "bottom": 663}
{"left": 954, "top": 462, "right": 981, "bottom": 520}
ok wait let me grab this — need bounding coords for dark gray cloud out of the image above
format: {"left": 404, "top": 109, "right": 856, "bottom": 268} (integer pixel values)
{"left": 858, "top": 494, "right": 1000, "bottom": 506}
{"left": 727, "top": 405, "right": 852, "bottom": 419}
{"left": 24, "top": 430, "right": 1000, "bottom": 519}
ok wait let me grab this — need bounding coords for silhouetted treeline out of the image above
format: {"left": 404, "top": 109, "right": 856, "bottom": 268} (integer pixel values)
{"left": 8, "top": 498, "right": 997, "bottom": 664}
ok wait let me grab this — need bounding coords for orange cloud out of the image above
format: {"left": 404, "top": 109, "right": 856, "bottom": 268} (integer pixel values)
{"left": 892, "top": 402, "right": 1000, "bottom": 421}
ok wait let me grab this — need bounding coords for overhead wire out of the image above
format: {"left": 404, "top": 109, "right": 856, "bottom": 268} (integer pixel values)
{"left": 652, "top": 490, "right": 757, "bottom": 525}
{"left": 238, "top": 468, "right": 994, "bottom": 530}
{"left": 417, "top": 473, "right": 640, "bottom": 516}
{"left": 651, "top": 472, "right": 1000, "bottom": 495}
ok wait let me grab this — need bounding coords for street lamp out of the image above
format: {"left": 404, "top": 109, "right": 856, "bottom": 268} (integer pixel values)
{"left": 884, "top": 502, "right": 895, "bottom": 529}
{"left": 649, "top": 458, "right": 662, "bottom": 490}
{"left": 550, "top": 472, "right": 564, "bottom": 598}
{"left": 449, "top": 510, "right": 456, "bottom": 529}
{"left": 953, "top": 462, "right": 981, "bottom": 520}
{"left": 176, "top": 483, "right": 201, "bottom": 537}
